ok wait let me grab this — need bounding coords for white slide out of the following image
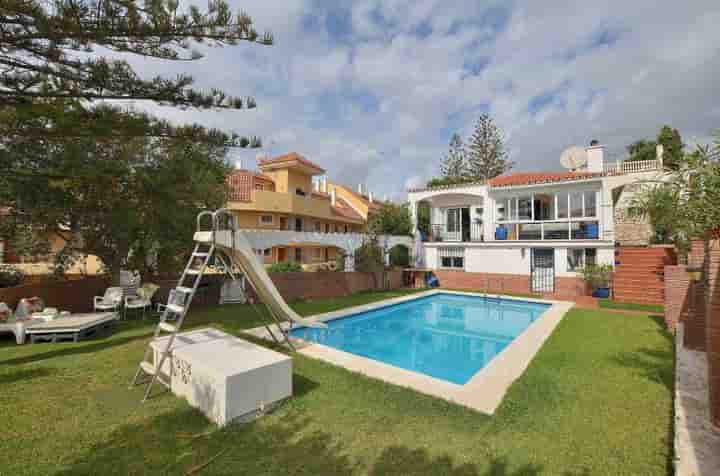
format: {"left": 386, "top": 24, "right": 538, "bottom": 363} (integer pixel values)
{"left": 210, "top": 231, "right": 327, "bottom": 329}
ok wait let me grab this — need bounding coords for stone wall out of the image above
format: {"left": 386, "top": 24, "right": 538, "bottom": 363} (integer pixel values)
{"left": 613, "top": 183, "right": 653, "bottom": 246}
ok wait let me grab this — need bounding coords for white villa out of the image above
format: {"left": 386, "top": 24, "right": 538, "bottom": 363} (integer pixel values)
{"left": 407, "top": 142, "right": 665, "bottom": 295}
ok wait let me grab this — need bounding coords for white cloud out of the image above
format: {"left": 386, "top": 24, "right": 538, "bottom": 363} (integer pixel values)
{"left": 127, "top": 0, "right": 720, "bottom": 201}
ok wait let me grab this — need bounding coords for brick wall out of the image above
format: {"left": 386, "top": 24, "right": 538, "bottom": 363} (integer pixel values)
{"left": 0, "top": 276, "right": 111, "bottom": 313}
{"left": 434, "top": 270, "right": 531, "bottom": 294}
{"left": 433, "top": 270, "right": 588, "bottom": 298}
{"left": 266, "top": 270, "right": 403, "bottom": 301}
{"left": 664, "top": 265, "right": 689, "bottom": 331}
{"left": 705, "top": 239, "right": 720, "bottom": 427}
{"left": 613, "top": 246, "right": 676, "bottom": 305}
{"left": 683, "top": 240, "right": 707, "bottom": 350}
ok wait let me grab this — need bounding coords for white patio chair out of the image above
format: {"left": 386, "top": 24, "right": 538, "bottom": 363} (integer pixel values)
{"left": 124, "top": 283, "right": 159, "bottom": 320}
{"left": 94, "top": 287, "right": 123, "bottom": 316}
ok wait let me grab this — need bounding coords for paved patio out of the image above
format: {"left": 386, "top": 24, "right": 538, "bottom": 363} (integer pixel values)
{"left": 674, "top": 323, "right": 720, "bottom": 475}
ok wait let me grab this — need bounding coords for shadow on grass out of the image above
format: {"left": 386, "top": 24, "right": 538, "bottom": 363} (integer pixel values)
{"left": 52, "top": 408, "right": 358, "bottom": 476}
{"left": 0, "top": 329, "right": 150, "bottom": 367}
{"left": 0, "top": 366, "right": 56, "bottom": 384}
{"left": 50, "top": 403, "right": 573, "bottom": 476}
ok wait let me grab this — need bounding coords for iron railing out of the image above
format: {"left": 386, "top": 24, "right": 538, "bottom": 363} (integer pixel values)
{"left": 428, "top": 223, "right": 484, "bottom": 242}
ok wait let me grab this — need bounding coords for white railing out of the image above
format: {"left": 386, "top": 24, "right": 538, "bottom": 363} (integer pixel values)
{"left": 603, "top": 159, "right": 661, "bottom": 175}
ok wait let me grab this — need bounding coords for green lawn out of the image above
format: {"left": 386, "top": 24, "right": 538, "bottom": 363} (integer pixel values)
{"left": 599, "top": 299, "right": 665, "bottom": 314}
{"left": 0, "top": 290, "right": 673, "bottom": 475}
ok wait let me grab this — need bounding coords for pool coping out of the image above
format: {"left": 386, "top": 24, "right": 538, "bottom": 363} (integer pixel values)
{"left": 245, "top": 290, "right": 573, "bottom": 414}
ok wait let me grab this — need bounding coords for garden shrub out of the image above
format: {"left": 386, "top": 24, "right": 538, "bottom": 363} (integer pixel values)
{"left": 267, "top": 262, "right": 302, "bottom": 273}
{"left": 0, "top": 265, "right": 24, "bottom": 288}
{"left": 389, "top": 245, "right": 410, "bottom": 268}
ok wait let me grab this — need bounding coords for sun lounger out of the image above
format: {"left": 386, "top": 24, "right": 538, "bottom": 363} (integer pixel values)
{"left": 24, "top": 312, "right": 117, "bottom": 343}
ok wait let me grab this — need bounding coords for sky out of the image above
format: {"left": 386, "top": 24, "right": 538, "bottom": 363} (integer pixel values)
{"left": 127, "top": 0, "right": 720, "bottom": 201}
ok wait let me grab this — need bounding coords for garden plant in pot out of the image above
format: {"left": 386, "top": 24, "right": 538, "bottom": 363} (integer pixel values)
{"left": 581, "top": 264, "right": 613, "bottom": 298}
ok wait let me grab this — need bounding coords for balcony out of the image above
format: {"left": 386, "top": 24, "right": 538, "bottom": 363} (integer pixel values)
{"left": 494, "top": 220, "right": 600, "bottom": 241}
{"left": 426, "top": 223, "right": 484, "bottom": 242}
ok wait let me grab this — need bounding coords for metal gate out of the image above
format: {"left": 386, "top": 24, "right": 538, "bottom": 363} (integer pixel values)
{"left": 531, "top": 248, "right": 555, "bottom": 293}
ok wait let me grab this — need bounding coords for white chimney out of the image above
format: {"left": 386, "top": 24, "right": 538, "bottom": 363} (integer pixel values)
{"left": 368, "top": 191, "right": 373, "bottom": 203}
{"left": 585, "top": 140, "right": 604, "bottom": 173}
{"left": 383, "top": 194, "right": 388, "bottom": 202}
{"left": 330, "top": 188, "right": 337, "bottom": 206}
{"left": 357, "top": 183, "right": 363, "bottom": 195}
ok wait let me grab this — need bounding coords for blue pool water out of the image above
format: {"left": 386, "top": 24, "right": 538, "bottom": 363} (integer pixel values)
{"left": 290, "top": 293, "right": 550, "bottom": 385}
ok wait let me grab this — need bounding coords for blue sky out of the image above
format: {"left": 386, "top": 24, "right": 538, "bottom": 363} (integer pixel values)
{"left": 132, "top": 0, "right": 720, "bottom": 200}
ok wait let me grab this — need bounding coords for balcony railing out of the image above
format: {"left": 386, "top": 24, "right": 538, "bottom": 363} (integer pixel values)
{"left": 494, "top": 220, "right": 600, "bottom": 241}
{"left": 603, "top": 159, "right": 661, "bottom": 175}
{"left": 427, "top": 223, "right": 484, "bottom": 242}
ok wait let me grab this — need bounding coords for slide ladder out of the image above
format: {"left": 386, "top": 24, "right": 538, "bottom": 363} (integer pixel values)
{"left": 131, "top": 209, "right": 320, "bottom": 402}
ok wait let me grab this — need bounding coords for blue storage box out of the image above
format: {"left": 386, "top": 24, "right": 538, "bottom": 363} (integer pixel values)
{"left": 495, "top": 226, "right": 508, "bottom": 240}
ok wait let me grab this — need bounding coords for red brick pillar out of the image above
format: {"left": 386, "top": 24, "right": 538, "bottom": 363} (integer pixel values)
{"left": 664, "top": 265, "right": 689, "bottom": 331}
{"left": 705, "top": 239, "right": 720, "bottom": 428}
{"left": 685, "top": 240, "right": 707, "bottom": 350}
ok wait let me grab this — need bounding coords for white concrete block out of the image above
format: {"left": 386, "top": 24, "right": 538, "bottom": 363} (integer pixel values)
{"left": 151, "top": 328, "right": 292, "bottom": 426}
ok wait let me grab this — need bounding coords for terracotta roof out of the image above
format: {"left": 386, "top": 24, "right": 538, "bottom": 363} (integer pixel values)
{"left": 331, "top": 198, "right": 364, "bottom": 222}
{"left": 488, "top": 171, "right": 603, "bottom": 187}
{"left": 258, "top": 152, "right": 326, "bottom": 174}
{"left": 334, "top": 184, "right": 384, "bottom": 210}
{"left": 311, "top": 190, "right": 330, "bottom": 199}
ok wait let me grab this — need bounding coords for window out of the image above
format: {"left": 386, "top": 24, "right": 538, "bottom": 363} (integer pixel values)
{"left": 263, "top": 248, "right": 272, "bottom": 257}
{"left": 517, "top": 196, "right": 532, "bottom": 220}
{"left": 295, "top": 188, "right": 306, "bottom": 197}
{"left": 496, "top": 202, "right": 506, "bottom": 222}
{"left": 314, "top": 221, "right": 322, "bottom": 232}
{"left": 439, "top": 247, "right": 464, "bottom": 269}
{"left": 567, "top": 248, "right": 597, "bottom": 271}
{"left": 294, "top": 218, "right": 303, "bottom": 232}
{"left": 311, "top": 248, "right": 321, "bottom": 259}
{"left": 583, "top": 191, "right": 597, "bottom": 217}
{"left": 570, "top": 192, "right": 584, "bottom": 218}
{"left": 259, "top": 214, "right": 273, "bottom": 225}
{"left": 556, "top": 192, "right": 568, "bottom": 219}
{"left": 344, "top": 225, "right": 349, "bottom": 233}
{"left": 325, "top": 223, "right": 330, "bottom": 233}
{"left": 254, "top": 183, "right": 264, "bottom": 191}
{"left": 294, "top": 248, "right": 302, "bottom": 262}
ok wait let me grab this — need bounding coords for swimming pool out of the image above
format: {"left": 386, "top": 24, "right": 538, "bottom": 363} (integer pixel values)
{"left": 290, "top": 293, "right": 550, "bottom": 385}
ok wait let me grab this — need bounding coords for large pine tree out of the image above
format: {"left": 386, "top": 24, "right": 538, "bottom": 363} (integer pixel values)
{"left": 440, "top": 133, "right": 468, "bottom": 180}
{"left": 466, "top": 113, "right": 513, "bottom": 180}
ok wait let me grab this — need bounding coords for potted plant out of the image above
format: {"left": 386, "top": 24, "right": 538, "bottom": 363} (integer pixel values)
{"left": 581, "top": 264, "right": 613, "bottom": 298}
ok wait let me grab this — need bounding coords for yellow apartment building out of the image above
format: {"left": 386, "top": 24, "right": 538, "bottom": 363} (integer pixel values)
{"left": 226, "top": 152, "right": 383, "bottom": 268}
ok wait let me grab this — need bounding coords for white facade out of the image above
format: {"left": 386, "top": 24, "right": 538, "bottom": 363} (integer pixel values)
{"left": 407, "top": 143, "right": 665, "bottom": 292}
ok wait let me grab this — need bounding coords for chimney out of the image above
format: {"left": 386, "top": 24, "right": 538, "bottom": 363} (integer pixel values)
{"left": 234, "top": 159, "right": 243, "bottom": 170}
{"left": 368, "top": 191, "right": 373, "bottom": 203}
{"left": 330, "top": 188, "right": 337, "bottom": 206}
{"left": 357, "top": 183, "right": 363, "bottom": 195}
{"left": 383, "top": 194, "right": 388, "bottom": 202}
{"left": 585, "top": 140, "right": 604, "bottom": 173}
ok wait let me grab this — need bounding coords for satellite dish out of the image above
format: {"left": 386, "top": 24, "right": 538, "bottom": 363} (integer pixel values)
{"left": 560, "top": 146, "right": 588, "bottom": 171}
